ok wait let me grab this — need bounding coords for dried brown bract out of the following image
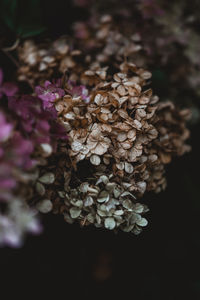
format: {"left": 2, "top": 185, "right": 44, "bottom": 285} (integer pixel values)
{"left": 20, "top": 15, "right": 190, "bottom": 234}
{"left": 17, "top": 38, "right": 82, "bottom": 85}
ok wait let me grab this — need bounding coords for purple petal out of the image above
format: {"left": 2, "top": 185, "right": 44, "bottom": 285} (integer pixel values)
{"left": 36, "top": 120, "right": 50, "bottom": 132}
{"left": 44, "top": 106, "right": 58, "bottom": 118}
{"left": 27, "top": 218, "right": 43, "bottom": 234}
{"left": 44, "top": 80, "right": 52, "bottom": 89}
{"left": 4, "top": 231, "right": 22, "bottom": 248}
{"left": 0, "top": 123, "right": 13, "bottom": 142}
{"left": 2, "top": 82, "right": 18, "bottom": 97}
{"left": 0, "top": 112, "right": 13, "bottom": 141}
{"left": 35, "top": 86, "right": 44, "bottom": 95}
{"left": 39, "top": 92, "right": 57, "bottom": 103}
{"left": 57, "top": 88, "right": 65, "bottom": 97}
{"left": 0, "top": 178, "right": 16, "bottom": 189}
{"left": 12, "top": 132, "right": 34, "bottom": 155}
{"left": 21, "top": 120, "right": 33, "bottom": 133}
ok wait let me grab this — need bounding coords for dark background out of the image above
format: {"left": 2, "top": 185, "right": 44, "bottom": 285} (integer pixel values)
{"left": 0, "top": 1, "right": 200, "bottom": 299}
{"left": 1, "top": 127, "right": 200, "bottom": 300}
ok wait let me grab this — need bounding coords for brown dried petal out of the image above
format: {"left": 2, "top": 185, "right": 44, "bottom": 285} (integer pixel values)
{"left": 90, "top": 154, "right": 101, "bottom": 165}
{"left": 124, "top": 162, "right": 134, "bottom": 174}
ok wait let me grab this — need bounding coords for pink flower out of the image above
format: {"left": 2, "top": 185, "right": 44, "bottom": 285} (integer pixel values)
{"left": 0, "top": 112, "right": 13, "bottom": 142}
{"left": 0, "top": 68, "right": 18, "bottom": 99}
{"left": 35, "top": 80, "right": 65, "bottom": 109}
{"left": 67, "top": 80, "right": 90, "bottom": 103}
{"left": 11, "top": 132, "right": 34, "bottom": 169}
{"left": 0, "top": 163, "right": 17, "bottom": 191}
{"left": 0, "top": 178, "right": 16, "bottom": 190}
{"left": 8, "top": 93, "right": 67, "bottom": 153}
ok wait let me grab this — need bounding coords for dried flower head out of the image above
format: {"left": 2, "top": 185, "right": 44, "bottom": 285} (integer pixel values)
{"left": 15, "top": 13, "right": 191, "bottom": 238}
{"left": 33, "top": 44, "right": 190, "bottom": 235}
{"left": 0, "top": 69, "right": 67, "bottom": 247}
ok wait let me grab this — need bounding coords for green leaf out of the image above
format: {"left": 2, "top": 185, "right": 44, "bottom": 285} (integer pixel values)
{"left": 0, "top": 0, "right": 46, "bottom": 38}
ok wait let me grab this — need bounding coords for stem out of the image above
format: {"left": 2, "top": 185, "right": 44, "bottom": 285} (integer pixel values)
{"left": 1, "top": 48, "right": 20, "bottom": 68}
{"left": 2, "top": 38, "right": 20, "bottom": 52}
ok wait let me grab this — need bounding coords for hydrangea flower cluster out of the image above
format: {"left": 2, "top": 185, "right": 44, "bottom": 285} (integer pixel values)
{"left": 70, "top": 0, "right": 200, "bottom": 110}
{"left": 15, "top": 14, "right": 190, "bottom": 237}
{"left": 0, "top": 69, "right": 67, "bottom": 247}
{"left": 0, "top": 1, "right": 195, "bottom": 246}
{"left": 33, "top": 60, "right": 190, "bottom": 234}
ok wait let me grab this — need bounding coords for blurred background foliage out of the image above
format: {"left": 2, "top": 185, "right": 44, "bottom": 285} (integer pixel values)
{"left": 0, "top": 0, "right": 200, "bottom": 299}
{"left": 0, "top": 0, "right": 46, "bottom": 38}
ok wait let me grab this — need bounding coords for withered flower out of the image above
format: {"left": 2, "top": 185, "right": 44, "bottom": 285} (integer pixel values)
{"left": 18, "top": 15, "right": 190, "bottom": 235}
